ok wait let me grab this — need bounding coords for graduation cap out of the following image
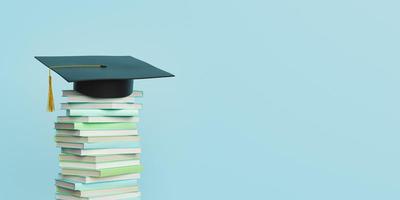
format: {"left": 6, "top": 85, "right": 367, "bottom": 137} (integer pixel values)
{"left": 35, "top": 56, "right": 174, "bottom": 112}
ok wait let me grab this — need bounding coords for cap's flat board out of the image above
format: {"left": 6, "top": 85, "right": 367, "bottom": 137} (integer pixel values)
{"left": 35, "top": 56, "right": 174, "bottom": 82}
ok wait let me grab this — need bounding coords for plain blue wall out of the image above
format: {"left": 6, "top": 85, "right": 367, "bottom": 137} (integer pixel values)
{"left": 1, "top": 0, "right": 400, "bottom": 199}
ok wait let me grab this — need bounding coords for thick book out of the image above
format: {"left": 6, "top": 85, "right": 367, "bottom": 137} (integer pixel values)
{"left": 60, "top": 173, "right": 140, "bottom": 184}
{"left": 61, "top": 165, "right": 143, "bottom": 177}
{"left": 55, "top": 122, "right": 137, "bottom": 130}
{"left": 62, "top": 148, "right": 141, "bottom": 156}
{"left": 56, "top": 130, "right": 138, "bottom": 137}
{"left": 56, "top": 192, "right": 140, "bottom": 200}
{"left": 61, "top": 103, "right": 142, "bottom": 110}
{"left": 56, "top": 141, "right": 140, "bottom": 149}
{"left": 67, "top": 109, "right": 139, "bottom": 117}
{"left": 59, "top": 154, "right": 140, "bottom": 163}
{"left": 57, "top": 116, "right": 139, "bottom": 123}
{"left": 55, "top": 135, "right": 139, "bottom": 143}
{"left": 63, "top": 90, "right": 143, "bottom": 98}
{"left": 56, "top": 179, "right": 138, "bottom": 191}
{"left": 60, "top": 160, "right": 140, "bottom": 170}
{"left": 57, "top": 186, "right": 139, "bottom": 198}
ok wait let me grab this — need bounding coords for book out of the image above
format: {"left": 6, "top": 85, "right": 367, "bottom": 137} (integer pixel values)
{"left": 66, "top": 97, "right": 136, "bottom": 103}
{"left": 61, "top": 165, "right": 143, "bottom": 177}
{"left": 56, "top": 192, "right": 140, "bottom": 200}
{"left": 62, "top": 148, "right": 141, "bottom": 156}
{"left": 56, "top": 141, "right": 140, "bottom": 149}
{"left": 62, "top": 90, "right": 137, "bottom": 103}
{"left": 63, "top": 90, "right": 143, "bottom": 98}
{"left": 56, "top": 130, "right": 138, "bottom": 137}
{"left": 67, "top": 109, "right": 139, "bottom": 117}
{"left": 55, "top": 122, "right": 137, "bottom": 131}
{"left": 59, "top": 154, "right": 140, "bottom": 163}
{"left": 55, "top": 135, "right": 140, "bottom": 143}
{"left": 57, "top": 186, "right": 139, "bottom": 198}
{"left": 60, "top": 160, "right": 140, "bottom": 170}
{"left": 56, "top": 179, "right": 138, "bottom": 191}
{"left": 61, "top": 103, "right": 142, "bottom": 110}
{"left": 57, "top": 116, "right": 139, "bottom": 123}
{"left": 60, "top": 173, "right": 140, "bottom": 184}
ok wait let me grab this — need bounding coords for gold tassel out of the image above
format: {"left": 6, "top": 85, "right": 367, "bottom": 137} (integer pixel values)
{"left": 47, "top": 69, "right": 55, "bottom": 112}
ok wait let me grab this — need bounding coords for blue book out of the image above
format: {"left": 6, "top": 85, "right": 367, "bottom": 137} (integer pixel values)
{"left": 56, "top": 179, "right": 138, "bottom": 191}
{"left": 56, "top": 141, "right": 140, "bottom": 149}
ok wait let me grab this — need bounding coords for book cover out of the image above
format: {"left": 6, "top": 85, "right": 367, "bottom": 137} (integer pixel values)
{"left": 56, "top": 179, "right": 138, "bottom": 191}
{"left": 67, "top": 109, "right": 139, "bottom": 117}
{"left": 56, "top": 192, "right": 140, "bottom": 200}
{"left": 55, "top": 135, "right": 140, "bottom": 143}
{"left": 60, "top": 160, "right": 140, "bottom": 170}
{"left": 55, "top": 122, "right": 137, "bottom": 130}
{"left": 63, "top": 90, "right": 143, "bottom": 98}
{"left": 60, "top": 173, "right": 140, "bottom": 184}
{"left": 56, "top": 141, "right": 140, "bottom": 149}
{"left": 56, "top": 130, "right": 138, "bottom": 137}
{"left": 61, "top": 165, "right": 143, "bottom": 177}
{"left": 59, "top": 154, "right": 140, "bottom": 163}
{"left": 62, "top": 148, "right": 141, "bottom": 156}
{"left": 57, "top": 116, "right": 139, "bottom": 123}
{"left": 57, "top": 186, "right": 139, "bottom": 198}
{"left": 61, "top": 103, "right": 142, "bottom": 110}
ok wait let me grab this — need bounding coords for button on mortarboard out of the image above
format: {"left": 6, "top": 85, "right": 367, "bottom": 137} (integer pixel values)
{"left": 35, "top": 56, "right": 174, "bottom": 98}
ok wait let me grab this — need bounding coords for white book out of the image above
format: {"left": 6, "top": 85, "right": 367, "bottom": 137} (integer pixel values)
{"left": 67, "top": 109, "right": 139, "bottom": 117}
{"left": 56, "top": 130, "right": 138, "bottom": 137}
{"left": 60, "top": 173, "right": 141, "bottom": 183}
{"left": 62, "top": 148, "right": 142, "bottom": 156}
{"left": 55, "top": 135, "right": 140, "bottom": 143}
{"left": 59, "top": 154, "right": 140, "bottom": 163}
{"left": 57, "top": 186, "right": 138, "bottom": 198}
{"left": 57, "top": 116, "right": 139, "bottom": 123}
{"left": 63, "top": 90, "right": 143, "bottom": 97}
{"left": 56, "top": 141, "right": 139, "bottom": 149}
{"left": 60, "top": 160, "right": 140, "bottom": 170}
{"left": 56, "top": 192, "right": 140, "bottom": 200}
{"left": 67, "top": 96, "right": 135, "bottom": 103}
{"left": 61, "top": 103, "right": 142, "bottom": 110}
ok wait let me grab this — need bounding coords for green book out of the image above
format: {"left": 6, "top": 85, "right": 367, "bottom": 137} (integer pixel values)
{"left": 61, "top": 165, "right": 143, "bottom": 177}
{"left": 55, "top": 122, "right": 137, "bottom": 130}
{"left": 67, "top": 109, "right": 139, "bottom": 117}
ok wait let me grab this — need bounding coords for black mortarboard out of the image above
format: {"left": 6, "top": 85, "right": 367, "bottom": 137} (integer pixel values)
{"left": 35, "top": 56, "right": 174, "bottom": 98}
{"left": 35, "top": 56, "right": 174, "bottom": 112}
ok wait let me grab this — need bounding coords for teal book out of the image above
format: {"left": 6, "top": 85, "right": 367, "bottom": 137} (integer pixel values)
{"left": 56, "top": 179, "right": 138, "bottom": 191}
{"left": 67, "top": 109, "right": 139, "bottom": 117}
{"left": 55, "top": 122, "right": 137, "bottom": 130}
{"left": 56, "top": 141, "right": 140, "bottom": 149}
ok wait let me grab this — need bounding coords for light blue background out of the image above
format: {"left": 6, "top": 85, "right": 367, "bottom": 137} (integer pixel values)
{"left": 1, "top": 0, "right": 399, "bottom": 199}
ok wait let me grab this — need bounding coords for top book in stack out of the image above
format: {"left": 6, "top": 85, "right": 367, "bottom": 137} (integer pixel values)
{"left": 63, "top": 90, "right": 143, "bottom": 103}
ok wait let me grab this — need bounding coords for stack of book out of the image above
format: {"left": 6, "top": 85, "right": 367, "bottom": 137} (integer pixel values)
{"left": 54, "top": 90, "right": 143, "bottom": 200}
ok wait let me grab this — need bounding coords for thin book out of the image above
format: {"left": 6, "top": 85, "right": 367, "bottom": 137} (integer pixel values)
{"left": 57, "top": 116, "right": 139, "bottom": 123}
{"left": 61, "top": 165, "right": 143, "bottom": 177}
{"left": 56, "top": 130, "right": 138, "bottom": 137}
